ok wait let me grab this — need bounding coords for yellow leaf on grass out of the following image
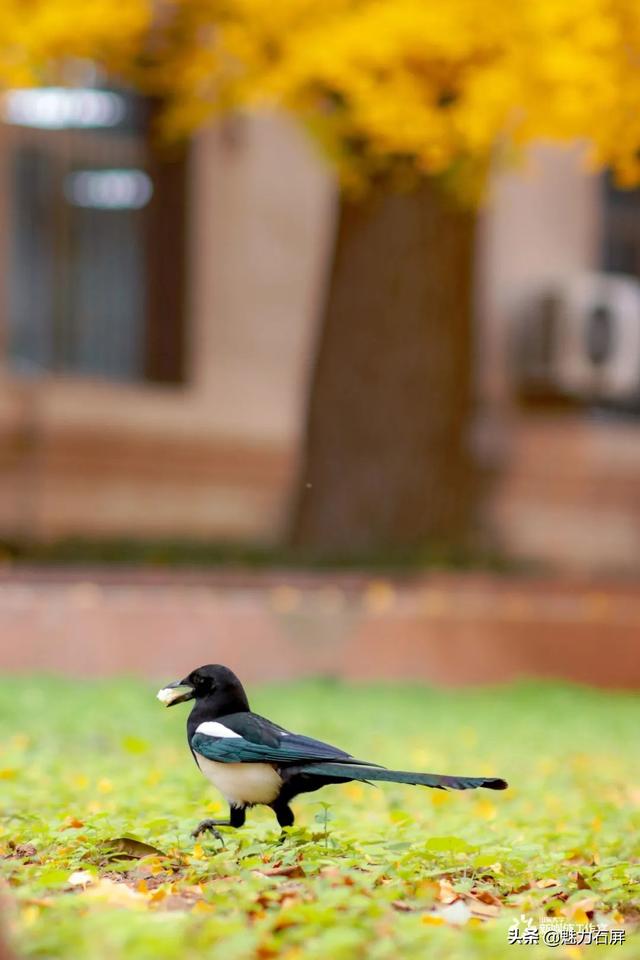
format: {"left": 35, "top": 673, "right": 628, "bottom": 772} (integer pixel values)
{"left": 81, "top": 879, "right": 145, "bottom": 907}
{"left": 345, "top": 783, "right": 364, "bottom": 801}
{"left": 415, "top": 880, "right": 439, "bottom": 900}
{"left": 473, "top": 799, "right": 496, "bottom": 820}
{"left": 192, "top": 900, "right": 215, "bottom": 915}
{"left": 421, "top": 915, "right": 445, "bottom": 925}
{"left": 21, "top": 906, "right": 39, "bottom": 926}
{"left": 431, "top": 790, "right": 451, "bottom": 808}
{"left": 191, "top": 844, "right": 205, "bottom": 860}
{"left": 0, "top": 769, "right": 17, "bottom": 780}
{"left": 64, "top": 817, "right": 85, "bottom": 829}
{"left": 97, "top": 779, "right": 113, "bottom": 794}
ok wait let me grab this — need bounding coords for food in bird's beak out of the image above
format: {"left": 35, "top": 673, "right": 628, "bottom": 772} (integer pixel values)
{"left": 156, "top": 682, "right": 194, "bottom": 706}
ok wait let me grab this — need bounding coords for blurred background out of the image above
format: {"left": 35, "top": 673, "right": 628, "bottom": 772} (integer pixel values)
{"left": 1, "top": 4, "right": 640, "bottom": 688}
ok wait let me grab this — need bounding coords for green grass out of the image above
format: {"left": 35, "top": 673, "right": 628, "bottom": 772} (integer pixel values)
{"left": 1, "top": 677, "right": 639, "bottom": 959}
{"left": 0, "top": 535, "right": 518, "bottom": 572}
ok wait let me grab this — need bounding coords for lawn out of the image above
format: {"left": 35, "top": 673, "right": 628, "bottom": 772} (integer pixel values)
{"left": 1, "top": 676, "right": 639, "bottom": 959}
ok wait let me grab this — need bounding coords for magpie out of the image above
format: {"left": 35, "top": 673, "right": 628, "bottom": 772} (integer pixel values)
{"left": 157, "top": 664, "right": 508, "bottom": 839}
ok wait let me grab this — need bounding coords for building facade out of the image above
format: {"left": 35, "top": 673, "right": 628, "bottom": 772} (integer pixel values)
{"left": 0, "top": 89, "right": 639, "bottom": 571}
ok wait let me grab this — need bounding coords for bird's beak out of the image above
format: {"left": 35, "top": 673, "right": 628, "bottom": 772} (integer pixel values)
{"left": 156, "top": 679, "right": 195, "bottom": 707}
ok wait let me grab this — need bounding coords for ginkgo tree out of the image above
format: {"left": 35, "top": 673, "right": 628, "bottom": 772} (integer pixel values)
{"left": 6, "top": 0, "right": 640, "bottom": 557}
{"left": 0, "top": 0, "right": 149, "bottom": 87}
{"left": 142, "top": 0, "right": 640, "bottom": 557}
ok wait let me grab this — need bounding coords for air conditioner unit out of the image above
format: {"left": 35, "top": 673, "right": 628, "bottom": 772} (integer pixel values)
{"left": 514, "top": 272, "right": 640, "bottom": 404}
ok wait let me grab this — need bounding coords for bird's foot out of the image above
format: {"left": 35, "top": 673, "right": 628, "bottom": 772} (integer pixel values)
{"left": 277, "top": 828, "right": 293, "bottom": 844}
{"left": 191, "top": 819, "right": 225, "bottom": 843}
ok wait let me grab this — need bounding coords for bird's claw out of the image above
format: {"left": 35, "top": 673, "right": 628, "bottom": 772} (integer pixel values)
{"left": 191, "top": 820, "right": 225, "bottom": 844}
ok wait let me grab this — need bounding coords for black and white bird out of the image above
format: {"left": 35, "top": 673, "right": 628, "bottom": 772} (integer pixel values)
{"left": 157, "top": 664, "right": 508, "bottom": 839}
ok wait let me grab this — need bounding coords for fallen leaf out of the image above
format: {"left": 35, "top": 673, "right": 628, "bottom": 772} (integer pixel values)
{"left": 9, "top": 843, "right": 37, "bottom": 861}
{"left": 258, "top": 865, "right": 305, "bottom": 879}
{"left": 191, "top": 900, "right": 215, "bottom": 915}
{"left": 438, "top": 879, "right": 459, "bottom": 904}
{"left": 79, "top": 879, "right": 146, "bottom": 907}
{"left": 63, "top": 817, "right": 85, "bottom": 830}
{"left": 90, "top": 838, "right": 166, "bottom": 863}
{"left": 467, "top": 898, "right": 500, "bottom": 919}
{"left": 471, "top": 890, "right": 502, "bottom": 907}
{"left": 575, "top": 871, "right": 591, "bottom": 890}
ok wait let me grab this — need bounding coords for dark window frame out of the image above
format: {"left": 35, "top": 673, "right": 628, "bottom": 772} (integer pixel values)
{"left": 3, "top": 90, "right": 188, "bottom": 386}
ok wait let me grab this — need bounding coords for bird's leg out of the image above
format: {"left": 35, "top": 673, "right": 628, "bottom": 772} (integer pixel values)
{"left": 270, "top": 800, "right": 295, "bottom": 840}
{"left": 192, "top": 805, "right": 246, "bottom": 841}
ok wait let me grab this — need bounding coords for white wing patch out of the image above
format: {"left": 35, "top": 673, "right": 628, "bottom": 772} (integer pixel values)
{"left": 196, "top": 721, "right": 242, "bottom": 739}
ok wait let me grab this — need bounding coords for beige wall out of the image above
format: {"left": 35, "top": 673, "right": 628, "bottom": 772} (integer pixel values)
{"left": 189, "top": 112, "right": 336, "bottom": 444}
{"left": 476, "top": 143, "right": 602, "bottom": 408}
{"left": 477, "top": 146, "right": 640, "bottom": 573}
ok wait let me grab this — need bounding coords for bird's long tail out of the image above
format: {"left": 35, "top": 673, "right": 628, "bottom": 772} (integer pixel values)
{"left": 303, "top": 762, "right": 507, "bottom": 791}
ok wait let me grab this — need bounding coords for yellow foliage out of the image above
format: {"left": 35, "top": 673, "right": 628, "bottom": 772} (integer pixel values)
{"left": 0, "top": 0, "right": 150, "bottom": 87}
{"left": 145, "top": 0, "right": 640, "bottom": 192}
{"left": 4, "top": 0, "right": 640, "bottom": 193}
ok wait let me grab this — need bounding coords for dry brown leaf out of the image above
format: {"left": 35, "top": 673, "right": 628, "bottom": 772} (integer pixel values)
{"left": 391, "top": 900, "right": 414, "bottom": 912}
{"left": 467, "top": 898, "right": 501, "bottom": 919}
{"left": 438, "top": 879, "right": 459, "bottom": 904}
{"left": 91, "top": 838, "right": 166, "bottom": 863}
{"left": 258, "top": 864, "right": 305, "bottom": 879}
{"left": 471, "top": 889, "right": 502, "bottom": 906}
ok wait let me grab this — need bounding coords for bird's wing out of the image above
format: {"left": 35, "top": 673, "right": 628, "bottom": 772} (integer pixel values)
{"left": 190, "top": 711, "right": 378, "bottom": 767}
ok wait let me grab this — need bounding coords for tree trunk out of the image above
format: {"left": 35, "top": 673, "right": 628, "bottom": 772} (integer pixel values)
{"left": 290, "top": 178, "right": 477, "bottom": 557}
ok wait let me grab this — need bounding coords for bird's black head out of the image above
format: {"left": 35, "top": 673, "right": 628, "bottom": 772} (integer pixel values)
{"left": 157, "top": 664, "right": 250, "bottom": 716}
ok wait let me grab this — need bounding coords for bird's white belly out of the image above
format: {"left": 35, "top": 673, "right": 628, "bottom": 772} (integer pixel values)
{"left": 194, "top": 753, "right": 282, "bottom": 805}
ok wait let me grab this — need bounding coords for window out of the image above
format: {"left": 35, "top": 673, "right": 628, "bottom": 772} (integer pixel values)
{"left": 602, "top": 172, "right": 640, "bottom": 278}
{"left": 4, "top": 86, "right": 187, "bottom": 383}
